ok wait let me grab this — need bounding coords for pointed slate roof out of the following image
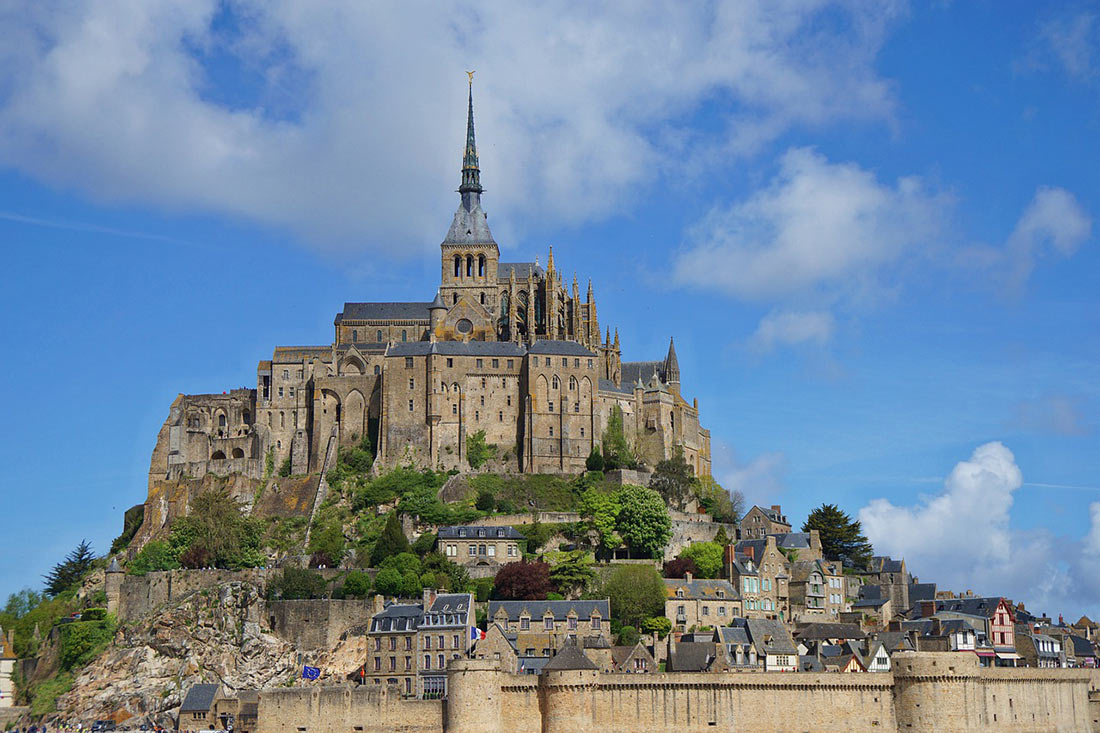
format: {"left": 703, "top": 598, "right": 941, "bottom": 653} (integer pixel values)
{"left": 664, "top": 337, "right": 680, "bottom": 383}
{"left": 543, "top": 638, "right": 597, "bottom": 670}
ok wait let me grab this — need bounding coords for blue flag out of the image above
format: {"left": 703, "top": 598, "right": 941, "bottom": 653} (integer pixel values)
{"left": 302, "top": 665, "right": 321, "bottom": 680}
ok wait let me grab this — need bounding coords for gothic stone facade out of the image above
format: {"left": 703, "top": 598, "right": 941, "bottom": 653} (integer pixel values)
{"left": 146, "top": 85, "right": 711, "bottom": 487}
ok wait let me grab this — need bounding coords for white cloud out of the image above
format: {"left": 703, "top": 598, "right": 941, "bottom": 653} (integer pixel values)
{"left": 1004, "top": 186, "right": 1092, "bottom": 289}
{"left": 860, "top": 442, "right": 1100, "bottom": 618}
{"left": 0, "top": 1, "right": 904, "bottom": 252}
{"left": 673, "top": 147, "right": 949, "bottom": 302}
{"left": 1013, "top": 394, "right": 1093, "bottom": 437}
{"left": 1039, "top": 11, "right": 1098, "bottom": 81}
{"left": 749, "top": 309, "right": 835, "bottom": 352}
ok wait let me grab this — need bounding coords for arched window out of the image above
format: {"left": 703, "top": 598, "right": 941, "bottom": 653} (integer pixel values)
{"left": 402, "top": 330, "right": 407, "bottom": 342}
{"left": 454, "top": 254, "right": 461, "bottom": 278}
{"left": 569, "top": 376, "right": 577, "bottom": 390}
{"left": 466, "top": 255, "right": 473, "bottom": 278}
{"left": 218, "top": 414, "right": 227, "bottom": 427}
{"left": 352, "top": 329, "right": 358, "bottom": 341}
{"left": 478, "top": 255, "right": 485, "bottom": 277}
{"left": 453, "top": 293, "right": 458, "bottom": 305}
{"left": 480, "top": 292, "right": 485, "bottom": 305}
{"left": 211, "top": 450, "right": 226, "bottom": 460}
{"left": 277, "top": 440, "right": 281, "bottom": 450}
{"left": 267, "top": 412, "right": 273, "bottom": 427}
{"left": 280, "top": 412, "right": 285, "bottom": 428}
{"left": 242, "top": 410, "right": 250, "bottom": 425}
{"left": 231, "top": 447, "right": 245, "bottom": 459}
{"left": 377, "top": 330, "right": 383, "bottom": 342}
{"left": 441, "top": 382, "right": 447, "bottom": 393}
{"left": 552, "top": 376, "right": 560, "bottom": 390}
{"left": 374, "top": 365, "right": 380, "bottom": 375}
{"left": 452, "top": 382, "right": 459, "bottom": 393}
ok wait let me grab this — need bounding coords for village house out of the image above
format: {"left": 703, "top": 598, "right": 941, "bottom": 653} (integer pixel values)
{"left": 437, "top": 525, "right": 524, "bottom": 569}
{"left": 897, "top": 617, "right": 977, "bottom": 653}
{"left": 366, "top": 600, "right": 421, "bottom": 695}
{"left": 607, "top": 642, "right": 658, "bottom": 673}
{"left": 740, "top": 505, "right": 791, "bottom": 539}
{"left": 728, "top": 536, "right": 789, "bottom": 621}
{"left": 179, "top": 684, "right": 224, "bottom": 729}
{"left": 771, "top": 531, "right": 823, "bottom": 562}
{"left": 1015, "top": 627, "right": 1064, "bottom": 668}
{"left": 664, "top": 575, "right": 741, "bottom": 632}
{"left": 854, "top": 557, "right": 912, "bottom": 615}
{"left": 714, "top": 626, "right": 759, "bottom": 670}
{"left": 731, "top": 617, "right": 798, "bottom": 671}
{"left": 488, "top": 599, "right": 610, "bottom": 658}
{"left": 920, "top": 597, "right": 1020, "bottom": 667}
{"left": 789, "top": 559, "right": 847, "bottom": 622}
{"left": 417, "top": 591, "right": 476, "bottom": 698}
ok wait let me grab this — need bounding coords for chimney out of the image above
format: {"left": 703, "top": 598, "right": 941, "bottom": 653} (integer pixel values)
{"left": 1059, "top": 614, "right": 1064, "bottom": 626}
{"left": 931, "top": 617, "right": 943, "bottom": 637}
{"left": 371, "top": 594, "right": 385, "bottom": 616}
{"left": 685, "top": 571, "right": 693, "bottom": 583}
{"left": 921, "top": 600, "right": 935, "bottom": 618}
{"left": 423, "top": 587, "right": 436, "bottom": 610}
{"left": 771, "top": 505, "right": 782, "bottom": 513}
{"left": 745, "top": 546, "right": 755, "bottom": 563}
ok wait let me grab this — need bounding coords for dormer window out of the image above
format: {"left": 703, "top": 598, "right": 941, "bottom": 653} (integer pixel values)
{"left": 458, "top": 529, "right": 466, "bottom": 537}
{"left": 717, "top": 590, "right": 725, "bottom": 599}
{"left": 544, "top": 616, "right": 554, "bottom": 631}
{"left": 520, "top": 617, "right": 530, "bottom": 631}
{"left": 478, "top": 529, "right": 485, "bottom": 537}
{"left": 497, "top": 529, "right": 504, "bottom": 537}
{"left": 676, "top": 589, "right": 684, "bottom": 598}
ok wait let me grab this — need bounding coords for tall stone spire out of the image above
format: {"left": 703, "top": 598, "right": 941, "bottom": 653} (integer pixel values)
{"left": 664, "top": 337, "right": 680, "bottom": 385}
{"left": 459, "top": 72, "right": 483, "bottom": 205}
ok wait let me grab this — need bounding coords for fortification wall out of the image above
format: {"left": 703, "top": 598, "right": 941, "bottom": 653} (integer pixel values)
{"left": 266, "top": 600, "right": 376, "bottom": 649}
{"left": 258, "top": 685, "right": 441, "bottom": 733}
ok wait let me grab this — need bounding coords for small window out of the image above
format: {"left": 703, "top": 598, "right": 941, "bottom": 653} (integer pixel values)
{"left": 447, "top": 358, "right": 454, "bottom": 367}
{"left": 580, "top": 427, "right": 585, "bottom": 437}
{"left": 405, "top": 357, "right": 414, "bottom": 368}
{"left": 562, "top": 358, "right": 567, "bottom": 367}
{"left": 476, "top": 359, "right": 483, "bottom": 368}
{"left": 498, "top": 411, "right": 503, "bottom": 422}
{"left": 475, "top": 410, "right": 479, "bottom": 421}
{"left": 520, "top": 617, "right": 530, "bottom": 630}
{"left": 587, "top": 359, "right": 593, "bottom": 368}
{"left": 408, "top": 400, "right": 414, "bottom": 411}
{"left": 507, "top": 396, "right": 511, "bottom": 406}
{"left": 549, "top": 426, "right": 554, "bottom": 436}
{"left": 481, "top": 377, "right": 486, "bottom": 388}
{"left": 377, "top": 330, "right": 383, "bottom": 342}
{"left": 278, "top": 387, "right": 284, "bottom": 398}
{"left": 374, "top": 365, "right": 380, "bottom": 375}
{"left": 492, "top": 359, "right": 499, "bottom": 368}
{"left": 544, "top": 617, "right": 554, "bottom": 631}
{"left": 402, "top": 330, "right": 408, "bottom": 342}
{"left": 548, "top": 402, "right": 554, "bottom": 413}
{"left": 409, "top": 378, "right": 415, "bottom": 389}
{"left": 480, "top": 395, "right": 484, "bottom": 406}
{"left": 507, "top": 359, "right": 514, "bottom": 368}
{"left": 283, "top": 369, "right": 289, "bottom": 379}
{"left": 452, "top": 404, "right": 458, "bottom": 415}
{"left": 352, "top": 330, "right": 358, "bottom": 341}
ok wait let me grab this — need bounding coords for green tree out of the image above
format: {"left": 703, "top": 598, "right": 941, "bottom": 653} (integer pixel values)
{"left": 693, "top": 475, "right": 744, "bottom": 524}
{"left": 678, "top": 542, "right": 724, "bottom": 578}
{"left": 2, "top": 589, "right": 43, "bottom": 618}
{"left": 548, "top": 551, "right": 595, "bottom": 597}
{"left": 412, "top": 531, "right": 437, "bottom": 556}
{"left": 601, "top": 564, "right": 665, "bottom": 628}
{"left": 601, "top": 406, "right": 635, "bottom": 470}
{"left": 307, "top": 507, "right": 346, "bottom": 568}
{"left": 371, "top": 512, "right": 411, "bottom": 567}
{"left": 649, "top": 448, "right": 694, "bottom": 509}
{"left": 373, "top": 567, "right": 404, "bottom": 597}
{"left": 579, "top": 488, "right": 621, "bottom": 551}
{"left": 802, "top": 503, "right": 874, "bottom": 569}
{"left": 267, "top": 568, "right": 327, "bottom": 600}
{"left": 714, "top": 525, "right": 730, "bottom": 547}
{"left": 43, "top": 540, "right": 96, "bottom": 597}
{"left": 641, "top": 616, "right": 672, "bottom": 639}
{"left": 615, "top": 485, "right": 671, "bottom": 558}
{"left": 585, "top": 445, "right": 604, "bottom": 472}
{"left": 170, "top": 488, "right": 265, "bottom": 569}
{"left": 466, "top": 430, "right": 497, "bottom": 469}
{"left": 421, "top": 552, "right": 470, "bottom": 592}
{"left": 475, "top": 486, "right": 496, "bottom": 511}
{"left": 278, "top": 456, "right": 293, "bottom": 477}
{"left": 109, "top": 505, "right": 145, "bottom": 555}
{"left": 617, "top": 625, "right": 639, "bottom": 646}
{"left": 127, "top": 540, "right": 179, "bottom": 575}
{"left": 57, "top": 615, "right": 117, "bottom": 671}
{"left": 341, "top": 571, "right": 372, "bottom": 598}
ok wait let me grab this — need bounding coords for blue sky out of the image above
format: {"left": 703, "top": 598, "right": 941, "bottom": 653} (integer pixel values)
{"left": 1, "top": 1, "right": 1098, "bottom": 618}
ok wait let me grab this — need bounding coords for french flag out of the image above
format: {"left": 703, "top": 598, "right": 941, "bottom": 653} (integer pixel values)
{"left": 471, "top": 627, "right": 485, "bottom": 642}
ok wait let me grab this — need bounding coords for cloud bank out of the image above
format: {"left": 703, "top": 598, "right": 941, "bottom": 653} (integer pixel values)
{"left": 860, "top": 442, "right": 1100, "bottom": 618}
{"left": 0, "top": 1, "right": 905, "bottom": 251}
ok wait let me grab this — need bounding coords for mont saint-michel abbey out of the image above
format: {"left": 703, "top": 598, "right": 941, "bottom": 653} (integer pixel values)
{"left": 149, "top": 84, "right": 710, "bottom": 487}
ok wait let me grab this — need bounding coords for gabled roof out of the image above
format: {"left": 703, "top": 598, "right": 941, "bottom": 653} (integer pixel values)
{"left": 488, "top": 599, "right": 609, "bottom": 622}
{"left": 1068, "top": 635, "right": 1096, "bottom": 656}
{"left": 909, "top": 583, "right": 937, "bottom": 604}
{"left": 337, "top": 302, "right": 432, "bottom": 323}
{"left": 743, "top": 618, "right": 798, "bottom": 655}
{"left": 542, "top": 638, "right": 597, "bottom": 671}
{"left": 668, "top": 642, "right": 718, "bottom": 672}
{"left": 773, "top": 532, "right": 812, "bottom": 550}
{"left": 180, "top": 684, "right": 221, "bottom": 713}
{"left": 874, "top": 631, "right": 915, "bottom": 652}
{"left": 867, "top": 556, "right": 905, "bottom": 574}
{"left": 438, "top": 525, "right": 525, "bottom": 540}
{"left": 717, "top": 626, "right": 750, "bottom": 646}
{"left": 370, "top": 602, "right": 422, "bottom": 633}
{"left": 934, "top": 597, "right": 1008, "bottom": 619}
{"left": 664, "top": 578, "right": 739, "bottom": 601}
{"left": 799, "top": 655, "right": 825, "bottom": 672}
{"left": 853, "top": 597, "right": 890, "bottom": 609}
{"left": 424, "top": 593, "right": 473, "bottom": 626}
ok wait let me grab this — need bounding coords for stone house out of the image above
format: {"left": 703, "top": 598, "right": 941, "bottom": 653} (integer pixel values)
{"left": 1067, "top": 634, "right": 1097, "bottom": 667}
{"left": 663, "top": 575, "right": 741, "bottom": 632}
{"left": 851, "top": 596, "right": 893, "bottom": 629}
{"left": 178, "top": 684, "right": 223, "bottom": 729}
{"left": 0, "top": 628, "right": 15, "bottom": 709}
{"left": 728, "top": 537, "right": 789, "bottom": 620}
{"left": 437, "top": 525, "right": 524, "bottom": 569}
{"left": 472, "top": 623, "right": 519, "bottom": 672}
{"left": 417, "top": 591, "right": 476, "bottom": 698}
{"left": 897, "top": 617, "right": 977, "bottom": 652}
{"left": 789, "top": 559, "right": 847, "bottom": 622}
{"left": 667, "top": 640, "right": 730, "bottom": 672}
{"left": 824, "top": 652, "right": 866, "bottom": 673}
{"left": 235, "top": 690, "right": 258, "bottom": 733}
{"left": 714, "top": 626, "right": 760, "bottom": 670}
{"left": 487, "top": 599, "right": 610, "bottom": 659}
{"left": 772, "top": 531, "right": 823, "bottom": 562}
{"left": 609, "top": 642, "right": 657, "bottom": 673}
{"left": 920, "top": 597, "right": 1019, "bottom": 666}
{"left": 740, "top": 505, "right": 791, "bottom": 539}
{"left": 366, "top": 601, "right": 422, "bottom": 696}
{"left": 739, "top": 617, "right": 798, "bottom": 671}
{"left": 794, "top": 622, "right": 868, "bottom": 652}
{"left": 854, "top": 557, "right": 911, "bottom": 615}
{"left": 1015, "top": 627, "right": 1063, "bottom": 668}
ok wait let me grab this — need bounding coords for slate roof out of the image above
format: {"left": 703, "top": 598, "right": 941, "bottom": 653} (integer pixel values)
{"left": 909, "top": 583, "right": 937, "bottom": 604}
{"left": 180, "top": 684, "right": 221, "bottom": 713}
{"left": 717, "top": 626, "right": 751, "bottom": 646}
{"left": 794, "top": 623, "right": 867, "bottom": 641}
{"left": 664, "top": 578, "right": 739, "bottom": 601}
{"left": 734, "top": 539, "right": 769, "bottom": 564}
{"left": 868, "top": 556, "right": 905, "bottom": 574}
{"left": 528, "top": 340, "right": 596, "bottom": 356}
{"left": 853, "top": 597, "right": 890, "bottom": 609}
{"left": 497, "top": 262, "right": 542, "bottom": 281}
{"left": 900, "top": 618, "right": 977, "bottom": 636}
{"left": 823, "top": 653, "right": 863, "bottom": 671}
{"left": 668, "top": 642, "right": 718, "bottom": 672}
{"left": 861, "top": 585, "right": 884, "bottom": 600}
{"left": 370, "top": 602, "right": 423, "bottom": 633}
{"left": 543, "top": 638, "right": 597, "bottom": 671}
{"left": 743, "top": 618, "right": 798, "bottom": 655}
{"left": 620, "top": 361, "right": 664, "bottom": 386}
{"left": 424, "top": 593, "right": 473, "bottom": 628}
{"left": 488, "top": 599, "right": 609, "bottom": 623}
{"left": 799, "top": 655, "right": 825, "bottom": 672}
{"left": 337, "top": 303, "right": 433, "bottom": 322}
{"left": 1068, "top": 635, "right": 1096, "bottom": 656}
{"left": 874, "top": 631, "right": 915, "bottom": 652}
{"left": 387, "top": 341, "right": 527, "bottom": 357}
{"left": 599, "top": 378, "right": 633, "bottom": 395}
{"left": 437, "top": 525, "right": 525, "bottom": 540}
{"left": 610, "top": 643, "right": 651, "bottom": 669}
{"left": 773, "top": 532, "right": 813, "bottom": 550}
{"left": 517, "top": 656, "right": 550, "bottom": 674}
{"left": 444, "top": 200, "right": 495, "bottom": 246}
{"left": 934, "top": 597, "right": 1007, "bottom": 620}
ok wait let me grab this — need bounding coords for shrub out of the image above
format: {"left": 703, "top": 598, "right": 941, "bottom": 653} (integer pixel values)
{"left": 412, "top": 532, "right": 437, "bottom": 556}
{"left": 278, "top": 456, "right": 292, "bottom": 477}
{"left": 491, "top": 561, "right": 552, "bottom": 600}
{"left": 58, "top": 616, "right": 116, "bottom": 671}
{"left": 585, "top": 445, "right": 605, "bottom": 472}
{"left": 617, "top": 625, "right": 639, "bottom": 646}
{"left": 373, "top": 568, "right": 403, "bottom": 597}
{"left": 475, "top": 487, "right": 495, "bottom": 512}
{"left": 474, "top": 578, "right": 493, "bottom": 603}
{"left": 678, "top": 542, "right": 724, "bottom": 578}
{"left": 307, "top": 508, "right": 346, "bottom": 568}
{"left": 641, "top": 616, "right": 672, "bottom": 639}
{"left": 371, "top": 512, "right": 411, "bottom": 567}
{"left": 340, "top": 571, "right": 372, "bottom": 598}
{"left": 495, "top": 498, "right": 517, "bottom": 514}
{"left": 169, "top": 488, "right": 266, "bottom": 569}
{"left": 466, "top": 430, "right": 497, "bottom": 469}
{"left": 662, "top": 557, "right": 697, "bottom": 579}
{"left": 601, "top": 406, "right": 635, "bottom": 470}
{"left": 615, "top": 485, "right": 671, "bottom": 558}
{"left": 109, "top": 504, "right": 145, "bottom": 555}
{"left": 600, "top": 564, "right": 665, "bottom": 628}
{"left": 128, "top": 540, "right": 179, "bottom": 575}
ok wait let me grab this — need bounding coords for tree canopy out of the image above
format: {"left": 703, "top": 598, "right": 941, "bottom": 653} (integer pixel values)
{"left": 600, "top": 564, "right": 665, "bottom": 628}
{"left": 579, "top": 487, "right": 622, "bottom": 551}
{"left": 43, "top": 540, "right": 96, "bottom": 597}
{"left": 548, "top": 550, "right": 595, "bottom": 597}
{"left": 600, "top": 406, "right": 636, "bottom": 470}
{"left": 802, "top": 503, "right": 874, "bottom": 569}
{"left": 615, "top": 485, "right": 672, "bottom": 558}
{"left": 491, "top": 560, "right": 552, "bottom": 600}
{"left": 371, "top": 511, "right": 411, "bottom": 566}
{"left": 650, "top": 449, "right": 694, "bottom": 509}
{"left": 678, "top": 541, "right": 724, "bottom": 578}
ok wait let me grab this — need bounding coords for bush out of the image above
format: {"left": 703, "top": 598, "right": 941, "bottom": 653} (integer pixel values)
{"left": 307, "top": 508, "right": 346, "bottom": 568}
{"left": 168, "top": 488, "right": 266, "bottom": 570}
{"left": 475, "top": 487, "right": 495, "bottom": 512}
{"left": 615, "top": 485, "right": 671, "bottom": 558}
{"left": 128, "top": 540, "right": 179, "bottom": 575}
{"left": 371, "top": 512, "right": 411, "bottom": 567}
{"left": 374, "top": 568, "right": 404, "bottom": 597}
{"left": 601, "top": 406, "right": 636, "bottom": 470}
{"left": 466, "top": 430, "right": 497, "bottom": 469}
{"left": 267, "top": 568, "right": 327, "bottom": 600}
{"left": 617, "top": 625, "right": 639, "bottom": 646}
{"left": 678, "top": 542, "right": 723, "bottom": 578}
{"left": 474, "top": 578, "right": 493, "bottom": 603}
{"left": 641, "top": 616, "right": 672, "bottom": 639}
{"left": 495, "top": 498, "right": 517, "bottom": 514}
{"left": 278, "top": 456, "right": 292, "bottom": 477}
{"left": 340, "top": 571, "right": 372, "bottom": 598}
{"left": 585, "top": 445, "right": 605, "bottom": 472}
{"left": 491, "top": 561, "right": 552, "bottom": 600}
{"left": 546, "top": 592, "right": 564, "bottom": 601}
{"left": 58, "top": 616, "right": 116, "bottom": 671}
{"left": 412, "top": 532, "right": 437, "bottom": 556}
{"left": 600, "top": 564, "right": 665, "bottom": 628}
{"left": 663, "top": 557, "right": 697, "bottom": 579}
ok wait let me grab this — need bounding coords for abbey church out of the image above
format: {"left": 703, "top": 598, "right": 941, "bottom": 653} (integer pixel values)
{"left": 147, "top": 82, "right": 710, "bottom": 489}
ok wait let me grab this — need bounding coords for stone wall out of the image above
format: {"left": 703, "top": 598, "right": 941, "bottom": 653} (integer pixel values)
{"left": 256, "top": 653, "right": 1099, "bottom": 733}
{"left": 266, "top": 600, "right": 376, "bottom": 650}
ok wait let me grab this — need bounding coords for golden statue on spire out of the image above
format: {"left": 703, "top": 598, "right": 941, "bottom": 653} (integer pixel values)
{"left": 466, "top": 70, "right": 475, "bottom": 84}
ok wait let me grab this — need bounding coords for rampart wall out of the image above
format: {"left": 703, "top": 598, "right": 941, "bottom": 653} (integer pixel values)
{"left": 266, "top": 600, "right": 377, "bottom": 649}
{"left": 256, "top": 653, "right": 1097, "bottom": 733}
